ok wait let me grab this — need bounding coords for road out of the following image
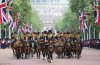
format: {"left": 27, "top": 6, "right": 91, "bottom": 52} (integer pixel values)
{"left": 0, "top": 47, "right": 100, "bottom": 65}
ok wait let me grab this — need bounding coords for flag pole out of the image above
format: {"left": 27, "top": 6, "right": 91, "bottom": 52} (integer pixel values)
{"left": 94, "top": 27, "right": 95, "bottom": 39}
{"left": 9, "top": 26, "right": 11, "bottom": 39}
{"left": 87, "top": 31, "right": 88, "bottom": 40}
{"left": 0, "top": 25, "right": 1, "bottom": 39}
{"left": 83, "top": 30, "right": 85, "bottom": 41}
{"left": 17, "top": 26, "right": 20, "bottom": 39}
{"left": 89, "top": 25, "right": 91, "bottom": 40}
{"left": 99, "top": 32, "right": 100, "bottom": 39}
{"left": 5, "top": 25, "right": 6, "bottom": 39}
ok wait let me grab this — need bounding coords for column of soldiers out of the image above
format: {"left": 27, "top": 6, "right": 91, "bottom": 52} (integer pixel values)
{"left": 12, "top": 30, "right": 82, "bottom": 60}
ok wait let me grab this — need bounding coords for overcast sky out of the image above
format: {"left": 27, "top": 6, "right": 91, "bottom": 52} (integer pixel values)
{"left": 30, "top": 0, "right": 69, "bottom": 21}
{"left": 58, "top": 0, "right": 69, "bottom": 5}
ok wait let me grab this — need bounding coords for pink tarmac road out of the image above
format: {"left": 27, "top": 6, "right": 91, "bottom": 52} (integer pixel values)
{"left": 0, "top": 47, "right": 100, "bottom": 65}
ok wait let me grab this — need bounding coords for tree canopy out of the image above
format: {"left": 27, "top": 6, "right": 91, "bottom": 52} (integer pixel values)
{"left": 12, "top": 0, "right": 43, "bottom": 31}
{"left": 55, "top": 9, "right": 78, "bottom": 32}
{"left": 55, "top": 0, "right": 100, "bottom": 32}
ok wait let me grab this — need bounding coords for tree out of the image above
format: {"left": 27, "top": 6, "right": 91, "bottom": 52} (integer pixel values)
{"left": 12, "top": 0, "right": 43, "bottom": 32}
{"left": 55, "top": 8, "right": 79, "bottom": 32}
{"left": 69, "top": 0, "right": 100, "bottom": 39}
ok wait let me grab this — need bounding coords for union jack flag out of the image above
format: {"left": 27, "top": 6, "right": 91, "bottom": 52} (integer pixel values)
{"left": 0, "top": 1, "right": 6, "bottom": 24}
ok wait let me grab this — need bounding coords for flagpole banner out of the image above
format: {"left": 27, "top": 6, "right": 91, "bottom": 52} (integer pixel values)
{"left": 0, "top": 0, "right": 7, "bottom": 39}
{"left": 92, "top": 0, "right": 100, "bottom": 26}
{"left": 79, "top": 10, "right": 88, "bottom": 32}
{"left": 0, "top": 0, "right": 6, "bottom": 24}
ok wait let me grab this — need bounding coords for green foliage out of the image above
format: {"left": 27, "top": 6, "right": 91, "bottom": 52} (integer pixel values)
{"left": 12, "top": 0, "right": 42, "bottom": 31}
{"left": 69, "top": 0, "right": 100, "bottom": 39}
{"left": 69, "top": 0, "right": 84, "bottom": 13}
{"left": 55, "top": 9, "right": 79, "bottom": 32}
{"left": 55, "top": 0, "right": 100, "bottom": 40}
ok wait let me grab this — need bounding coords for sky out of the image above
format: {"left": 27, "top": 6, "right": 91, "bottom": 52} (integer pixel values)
{"left": 30, "top": 0, "right": 69, "bottom": 18}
